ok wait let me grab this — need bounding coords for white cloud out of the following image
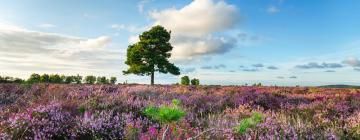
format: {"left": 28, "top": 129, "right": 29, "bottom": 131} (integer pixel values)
{"left": 0, "top": 22, "right": 110, "bottom": 51}
{"left": 128, "top": 35, "right": 140, "bottom": 44}
{"left": 110, "top": 24, "right": 126, "bottom": 30}
{"left": 38, "top": 23, "right": 57, "bottom": 28}
{"left": 343, "top": 57, "right": 360, "bottom": 67}
{"left": 138, "top": 0, "right": 154, "bottom": 13}
{"left": 171, "top": 35, "right": 236, "bottom": 60}
{"left": 148, "top": 0, "right": 239, "bottom": 61}
{"left": 150, "top": 0, "right": 238, "bottom": 37}
{"left": 0, "top": 22, "right": 123, "bottom": 77}
{"left": 111, "top": 24, "right": 149, "bottom": 33}
{"left": 267, "top": 5, "right": 280, "bottom": 14}
{"left": 79, "top": 36, "right": 111, "bottom": 49}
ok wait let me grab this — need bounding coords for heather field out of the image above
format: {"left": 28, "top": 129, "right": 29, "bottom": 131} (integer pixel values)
{"left": 0, "top": 84, "right": 359, "bottom": 140}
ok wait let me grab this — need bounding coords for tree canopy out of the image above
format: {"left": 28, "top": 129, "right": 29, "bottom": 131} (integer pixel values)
{"left": 123, "top": 25, "right": 180, "bottom": 85}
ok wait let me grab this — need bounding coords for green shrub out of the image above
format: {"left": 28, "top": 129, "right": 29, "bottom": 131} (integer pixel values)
{"left": 27, "top": 73, "right": 41, "bottom": 84}
{"left": 84, "top": 75, "right": 97, "bottom": 84}
{"left": 143, "top": 99, "right": 186, "bottom": 124}
{"left": 191, "top": 78, "right": 200, "bottom": 86}
{"left": 110, "top": 77, "right": 117, "bottom": 84}
{"left": 180, "top": 76, "right": 190, "bottom": 85}
{"left": 235, "top": 112, "right": 264, "bottom": 134}
{"left": 96, "top": 76, "right": 109, "bottom": 84}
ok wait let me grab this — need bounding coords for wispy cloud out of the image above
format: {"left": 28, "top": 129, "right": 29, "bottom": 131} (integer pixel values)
{"left": 237, "top": 32, "right": 265, "bottom": 45}
{"left": 110, "top": 24, "right": 146, "bottom": 33}
{"left": 38, "top": 23, "right": 56, "bottom": 28}
{"left": 200, "top": 64, "right": 226, "bottom": 69}
{"left": 295, "top": 62, "right": 343, "bottom": 69}
{"left": 267, "top": 66, "right": 279, "bottom": 70}
{"left": 267, "top": 5, "right": 280, "bottom": 14}
{"left": 181, "top": 67, "right": 196, "bottom": 74}
{"left": 342, "top": 57, "right": 360, "bottom": 67}
{"left": 252, "top": 63, "right": 264, "bottom": 68}
{"left": 325, "top": 70, "right": 336, "bottom": 72}
{"left": 138, "top": 0, "right": 154, "bottom": 13}
{"left": 200, "top": 66, "right": 213, "bottom": 69}
{"left": 277, "top": 76, "right": 284, "bottom": 79}
{"left": 243, "top": 68, "right": 259, "bottom": 72}
{"left": 289, "top": 76, "right": 297, "bottom": 79}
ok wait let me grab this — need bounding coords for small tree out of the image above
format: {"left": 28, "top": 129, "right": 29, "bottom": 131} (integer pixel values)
{"left": 60, "top": 75, "right": 66, "bottom": 83}
{"left": 64, "top": 76, "right": 74, "bottom": 84}
{"left": 27, "top": 73, "right": 41, "bottom": 84}
{"left": 191, "top": 78, "right": 200, "bottom": 86}
{"left": 73, "top": 74, "right": 82, "bottom": 84}
{"left": 96, "top": 76, "right": 109, "bottom": 84}
{"left": 181, "top": 76, "right": 190, "bottom": 85}
{"left": 49, "top": 74, "right": 62, "bottom": 83}
{"left": 15, "top": 78, "right": 24, "bottom": 83}
{"left": 40, "top": 74, "right": 50, "bottom": 83}
{"left": 0, "top": 76, "right": 23, "bottom": 84}
{"left": 123, "top": 25, "right": 180, "bottom": 85}
{"left": 110, "top": 77, "right": 117, "bottom": 84}
{"left": 84, "top": 75, "right": 96, "bottom": 84}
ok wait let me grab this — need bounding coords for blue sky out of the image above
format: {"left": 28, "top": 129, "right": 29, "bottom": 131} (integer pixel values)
{"left": 1, "top": 0, "right": 360, "bottom": 86}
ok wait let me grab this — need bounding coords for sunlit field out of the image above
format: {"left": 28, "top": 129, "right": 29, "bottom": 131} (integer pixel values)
{"left": 2, "top": 0, "right": 360, "bottom": 139}
{"left": 1, "top": 84, "right": 359, "bottom": 139}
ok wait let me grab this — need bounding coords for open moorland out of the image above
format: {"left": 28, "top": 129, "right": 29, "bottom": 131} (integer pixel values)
{"left": 0, "top": 84, "right": 359, "bottom": 139}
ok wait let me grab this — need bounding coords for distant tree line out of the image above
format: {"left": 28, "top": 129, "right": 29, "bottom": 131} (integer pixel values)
{"left": 180, "top": 76, "right": 200, "bottom": 86}
{"left": 0, "top": 74, "right": 117, "bottom": 84}
{"left": 0, "top": 76, "right": 24, "bottom": 84}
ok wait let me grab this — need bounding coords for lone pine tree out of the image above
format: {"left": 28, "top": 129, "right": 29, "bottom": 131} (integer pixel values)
{"left": 123, "top": 25, "right": 180, "bottom": 85}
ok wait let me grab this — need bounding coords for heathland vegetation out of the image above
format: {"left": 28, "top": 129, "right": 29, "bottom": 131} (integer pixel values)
{"left": 0, "top": 84, "right": 359, "bottom": 139}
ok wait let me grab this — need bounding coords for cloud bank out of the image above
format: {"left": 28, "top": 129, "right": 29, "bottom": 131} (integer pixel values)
{"left": 342, "top": 58, "right": 360, "bottom": 67}
{"left": 295, "top": 62, "right": 343, "bottom": 69}
{"left": 0, "top": 22, "right": 122, "bottom": 77}
{"left": 149, "top": 0, "right": 239, "bottom": 61}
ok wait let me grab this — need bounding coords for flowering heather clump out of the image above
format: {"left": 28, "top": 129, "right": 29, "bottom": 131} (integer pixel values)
{"left": 0, "top": 84, "right": 359, "bottom": 139}
{"left": 2, "top": 102, "right": 73, "bottom": 139}
{"left": 75, "top": 110, "right": 125, "bottom": 139}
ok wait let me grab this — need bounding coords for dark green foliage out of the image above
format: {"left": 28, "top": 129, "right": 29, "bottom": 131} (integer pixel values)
{"left": 84, "top": 76, "right": 97, "bottom": 84}
{"left": 319, "top": 85, "right": 360, "bottom": 89}
{"left": 235, "top": 112, "right": 263, "bottom": 134}
{"left": 60, "top": 75, "right": 66, "bottom": 83}
{"left": 110, "top": 77, "right": 117, "bottom": 84}
{"left": 40, "top": 74, "right": 50, "bottom": 83}
{"left": 73, "top": 75, "right": 83, "bottom": 84}
{"left": 143, "top": 99, "right": 186, "bottom": 124}
{"left": 181, "top": 76, "right": 190, "bottom": 85}
{"left": 191, "top": 78, "right": 200, "bottom": 86}
{"left": 1, "top": 74, "right": 113, "bottom": 85}
{"left": 64, "top": 76, "right": 74, "bottom": 84}
{"left": 12, "top": 78, "right": 24, "bottom": 83}
{"left": 252, "top": 83, "right": 262, "bottom": 87}
{"left": 96, "top": 76, "right": 109, "bottom": 84}
{"left": 49, "top": 74, "right": 63, "bottom": 83}
{"left": 0, "top": 76, "right": 24, "bottom": 83}
{"left": 27, "top": 73, "right": 41, "bottom": 84}
{"left": 123, "top": 25, "right": 180, "bottom": 85}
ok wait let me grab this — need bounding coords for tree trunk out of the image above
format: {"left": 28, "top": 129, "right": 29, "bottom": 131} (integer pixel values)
{"left": 151, "top": 71, "right": 154, "bottom": 85}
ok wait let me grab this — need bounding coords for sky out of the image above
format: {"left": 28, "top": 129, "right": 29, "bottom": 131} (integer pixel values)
{"left": 1, "top": 0, "right": 360, "bottom": 86}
